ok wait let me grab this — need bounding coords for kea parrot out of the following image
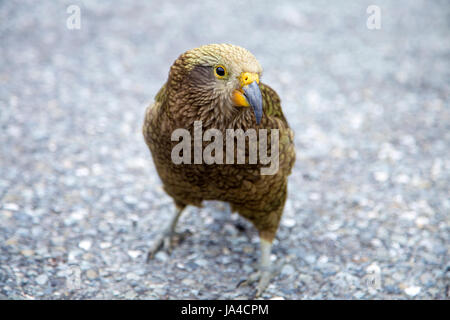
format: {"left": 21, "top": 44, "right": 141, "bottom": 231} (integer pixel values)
{"left": 143, "top": 44, "right": 295, "bottom": 296}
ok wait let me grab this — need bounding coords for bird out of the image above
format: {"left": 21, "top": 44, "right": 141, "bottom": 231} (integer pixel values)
{"left": 142, "top": 44, "right": 295, "bottom": 296}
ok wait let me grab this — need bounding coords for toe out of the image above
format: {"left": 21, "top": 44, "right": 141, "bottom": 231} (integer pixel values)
{"left": 146, "top": 234, "right": 171, "bottom": 262}
{"left": 255, "top": 271, "right": 271, "bottom": 297}
{"left": 237, "top": 271, "right": 261, "bottom": 288}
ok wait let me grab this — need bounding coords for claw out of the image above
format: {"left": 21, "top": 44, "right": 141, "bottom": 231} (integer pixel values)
{"left": 146, "top": 230, "right": 192, "bottom": 262}
{"left": 237, "top": 268, "right": 273, "bottom": 297}
{"left": 237, "top": 270, "right": 261, "bottom": 288}
{"left": 236, "top": 259, "right": 285, "bottom": 297}
{"left": 146, "top": 231, "right": 173, "bottom": 262}
{"left": 255, "top": 270, "right": 272, "bottom": 297}
{"left": 146, "top": 206, "right": 186, "bottom": 262}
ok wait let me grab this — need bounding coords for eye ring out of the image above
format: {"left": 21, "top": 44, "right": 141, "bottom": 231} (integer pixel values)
{"left": 214, "top": 65, "right": 227, "bottom": 79}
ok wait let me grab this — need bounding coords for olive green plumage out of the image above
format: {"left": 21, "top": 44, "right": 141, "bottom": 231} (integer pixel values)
{"left": 143, "top": 44, "right": 295, "bottom": 295}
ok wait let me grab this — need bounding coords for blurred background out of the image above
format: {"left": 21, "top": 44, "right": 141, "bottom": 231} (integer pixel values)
{"left": 0, "top": 0, "right": 448, "bottom": 299}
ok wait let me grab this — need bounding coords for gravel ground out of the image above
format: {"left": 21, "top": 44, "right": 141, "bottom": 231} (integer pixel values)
{"left": 0, "top": 0, "right": 449, "bottom": 300}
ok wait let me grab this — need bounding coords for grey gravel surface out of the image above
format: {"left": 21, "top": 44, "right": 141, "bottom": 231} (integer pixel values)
{"left": 0, "top": 0, "right": 449, "bottom": 299}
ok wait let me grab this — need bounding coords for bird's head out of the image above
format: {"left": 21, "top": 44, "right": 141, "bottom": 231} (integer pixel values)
{"left": 167, "top": 44, "right": 263, "bottom": 127}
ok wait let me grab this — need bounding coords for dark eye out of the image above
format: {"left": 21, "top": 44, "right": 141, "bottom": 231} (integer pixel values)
{"left": 214, "top": 65, "right": 227, "bottom": 78}
{"left": 216, "top": 67, "right": 225, "bottom": 76}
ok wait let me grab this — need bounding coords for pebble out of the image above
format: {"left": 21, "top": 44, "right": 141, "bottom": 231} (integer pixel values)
{"left": 5, "top": 237, "right": 18, "bottom": 246}
{"left": 154, "top": 251, "right": 168, "bottom": 262}
{"left": 373, "top": 171, "right": 389, "bottom": 182}
{"left": 35, "top": 275, "right": 48, "bottom": 285}
{"left": 181, "top": 278, "right": 195, "bottom": 286}
{"left": 21, "top": 249, "right": 34, "bottom": 257}
{"left": 124, "top": 196, "right": 138, "bottom": 206}
{"left": 126, "top": 273, "right": 140, "bottom": 281}
{"left": 1, "top": 210, "right": 13, "bottom": 219}
{"left": 415, "top": 217, "right": 429, "bottom": 228}
{"left": 196, "top": 259, "right": 208, "bottom": 267}
{"left": 304, "top": 255, "right": 316, "bottom": 265}
{"left": 282, "top": 218, "right": 296, "bottom": 228}
{"left": 317, "top": 255, "right": 329, "bottom": 265}
{"left": 78, "top": 240, "right": 92, "bottom": 251}
{"left": 127, "top": 250, "right": 141, "bottom": 259}
{"left": 404, "top": 286, "right": 421, "bottom": 297}
{"left": 125, "top": 290, "right": 137, "bottom": 299}
{"left": 86, "top": 269, "right": 98, "bottom": 280}
{"left": 3, "top": 203, "right": 19, "bottom": 211}
{"left": 100, "top": 242, "right": 112, "bottom": 249}
{"left": 281, "top": 264, "right": 296, "bottom": 276}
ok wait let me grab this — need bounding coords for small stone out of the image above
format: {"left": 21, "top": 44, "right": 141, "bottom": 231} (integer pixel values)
{"left": 415, "top": 216, "right": 429, "bottom": 228}
{"left": 318, "top": 255, "right": 329, "bottom": 265}
{"left": 127, "top": 250, "right": 141, "bottom": 259}
{"left": 78, "top": 240, "right": 92, "bottom": 251}
{"left": 243, "top": 265, "right": 253, "bottom": 273}
{"left": 124, "top": 195, "right": 138, "bottom": 205}
{"left": 370, "top": 239, "right": 383, "bottom": 247}
{"left": 186, "top": 261, "right": 199, "bottom": 270}
{"left": 395, "top": 174, "right": 410, "bottom": 184}
{"left": 68, "top": 250, "right": 81, "bottom": 263}
{"left": 21, "top": 249, "right": 34, "bottom": 257}
{"left": 385, "top": 285, "right": 400, "bottom": 294}
{"left": 298, "top": 274, "right": 313, "bottom": 285}
{"left": 196, "top": 259, "right": 208, "bottom": 267}
{"left": 420, "top": 273, "right": 434, "bottom": 287}
{"left": 282, "top": 218, "right": 296, "bottom": 228}
{"left": 374, "top": 171, "right": 389, "bottom": 182}
{"left": 182, "top": 278, "right": 195, "bottom": 286}
{"left": 401, "top": 211, "right": 417, "bottom": 220}
{"left": 328, "top": 221, "right": 342, "bottom": 231}
{"left": 126, "top": 273, "right": 140, "bottom": 281}
{"left": 281, "top": 264, "right": 295, "bottom": 276}
{"left": 154, "top": 251, "right": 168, "bottom": 262}
{"left": 404, "top": 286, "right": 421, "bottom": 297}
{"left": 1, "top": 210, "right": 13, "bottom": 218}
{"left": 100, "top": 242, "right": 111, "bottom": 249}
{"left": 304, "top": 254, "right": 316, "bottom": 265}
{"left": 86, "top": 269, "right": 98, "bottom": 279}
{"left": 309, "top": 192, "right": 321, "bottom": 201}
{"left": 5, "top": 237, "right": 18, "bottom": 246}
{"left": 75, "top": 167, "right": 89, "bottom": 177}
{"left": 36, "top": 274, "right": 48, "bottom": 285}
{"left": 125, "top": 290, "right": 137, "bottom": 299}
{"left": 3, "top": 203, "right": 19, "bottom": 211}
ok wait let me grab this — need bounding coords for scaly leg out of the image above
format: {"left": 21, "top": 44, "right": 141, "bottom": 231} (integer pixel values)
{"left": 146, "top": 205, "right": 185, "bottom": 262}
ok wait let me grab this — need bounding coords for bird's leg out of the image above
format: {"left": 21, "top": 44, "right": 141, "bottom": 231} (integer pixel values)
{"left": 237, "top": 237, "right": 283, "bottom": 297}
{"left": 146, "top": 205, "right": 185, "bottom": 262}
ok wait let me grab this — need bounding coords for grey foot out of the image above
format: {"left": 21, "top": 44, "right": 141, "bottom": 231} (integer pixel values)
{"left": 146, "top": 230, "right": 191, "bottom": 262}
{"left": 237, "top": 260, "right": 284, "bottom": 297}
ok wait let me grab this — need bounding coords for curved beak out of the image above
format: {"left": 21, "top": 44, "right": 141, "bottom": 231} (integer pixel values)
{"left": 243, "top": 81, "right": 263, "bottom": 125}
{"left": 232, "top": 72, "right": 263, "bottom": 125}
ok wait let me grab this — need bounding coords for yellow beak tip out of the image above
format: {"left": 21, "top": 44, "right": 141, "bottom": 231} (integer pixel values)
{"left": 232, "top": 89, "right": 250, "bottom": 107}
